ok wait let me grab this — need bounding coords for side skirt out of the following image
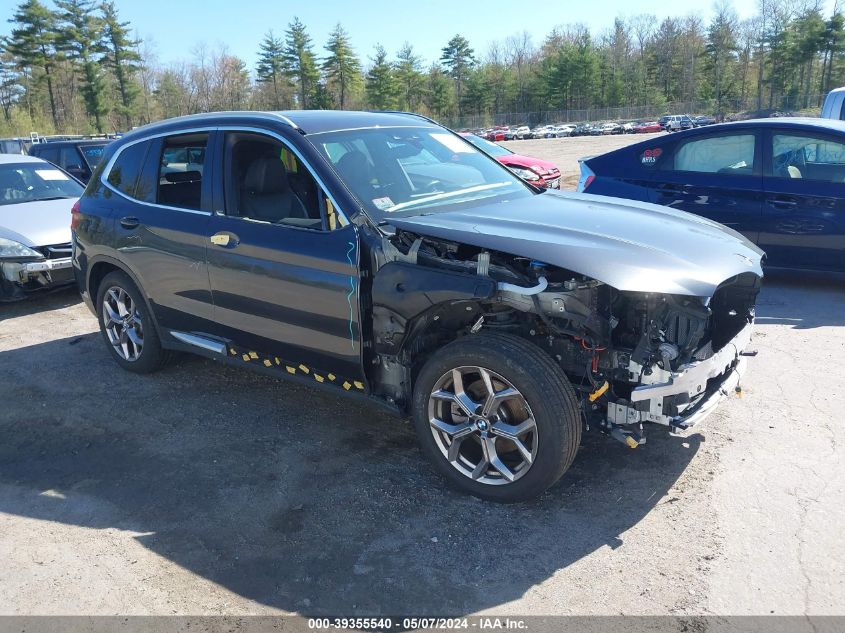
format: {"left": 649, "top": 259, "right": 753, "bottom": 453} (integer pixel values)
{"left": 164, "top": 330, "right": 403, "bottom": 418}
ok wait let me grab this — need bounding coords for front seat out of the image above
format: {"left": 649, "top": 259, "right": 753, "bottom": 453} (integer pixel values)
{"left": 240, "top": 158, "right": 307, "bottom": 222}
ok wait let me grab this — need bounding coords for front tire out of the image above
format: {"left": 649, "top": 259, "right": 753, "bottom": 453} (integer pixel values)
{"left": 96, "top": 271, "right": 168, "bottom": 374}
{"left": 412, "top": 333, "right": 581, "bottom": 502}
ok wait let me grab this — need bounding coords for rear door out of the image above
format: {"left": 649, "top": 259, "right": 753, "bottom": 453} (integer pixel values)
{"left": 204, "top": 129, "right": 365, "bottom": 387}
{"left": 760, "top": 128, "right": 845, "bottom": 270}
{"left": 107, "top": 132, "right": 215, "bottom": 329}
{"left": 646, "top": 129, "right": 763, "bottom": 242}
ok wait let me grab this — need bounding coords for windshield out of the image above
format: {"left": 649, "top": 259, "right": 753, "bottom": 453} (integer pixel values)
{"left": 311, "top": 126, "right": 535, "bottom": 219}
{"left": 462, "top": 133, "right": 513, "bottom": 158}
{"left": 80, "top": 144, "right": 107, "bottom": 167}
{"left": 0, "top": 163, "right": 83, "bottom": 206}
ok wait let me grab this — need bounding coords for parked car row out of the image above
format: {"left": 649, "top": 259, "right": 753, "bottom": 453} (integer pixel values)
{"left": 464, "top": 114, "right": 720, "bottom": 141}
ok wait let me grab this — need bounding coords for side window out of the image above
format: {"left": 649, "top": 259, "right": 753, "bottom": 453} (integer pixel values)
{"left": 37, "top": 147, "right": 59, "bottom": 165}
{"left": 772, "top": 134, "right": 845, "bottom": 182}
{"left": 157, "top": 133, "right": 208, "bottom": 211}
{"left": 107, "top": 141, "right": 150, "bottom": 198}
{"left": 223, "top": 132, "right": 340, "bottom": 230}
{"left": 59, "top": 147, "right": 83, "bottom": 171}
{"left": 673, "top": 134, "right": 755, "bottom": 174}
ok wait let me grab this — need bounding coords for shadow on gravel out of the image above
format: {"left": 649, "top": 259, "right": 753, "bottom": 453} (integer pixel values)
{"left": 0, "top": 286, "right": 81, "bottom": 320}
{"left": 754, "top": 273, "right": 845, "bottom": 330}
{"left": 0, "top": 332, "right": 700, "bottom": 615}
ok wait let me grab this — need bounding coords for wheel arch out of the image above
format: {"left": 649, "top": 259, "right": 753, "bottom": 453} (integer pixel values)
{"left": 87, "top": 256, "right": 162, "bottom": 335}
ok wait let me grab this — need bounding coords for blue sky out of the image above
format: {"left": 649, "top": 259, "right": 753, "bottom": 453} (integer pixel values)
{"left": 0, "top": 0, "right": 838, "bottom": 71}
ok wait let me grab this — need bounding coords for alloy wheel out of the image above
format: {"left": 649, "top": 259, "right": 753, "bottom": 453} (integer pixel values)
{"left": 102, "top": 286, "right": 144, "bottom": 362}
{"left": 427, "top": 366, "right": 538, "bottom": 485}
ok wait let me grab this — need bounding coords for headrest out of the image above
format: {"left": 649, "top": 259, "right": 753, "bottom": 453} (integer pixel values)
{"left": 164, "top": 170, "right": 201, "bottom": 183}
{"left": 335, "top": 150, "right": 372, "bottom": 184}
{"left": 244, "top": 158, "right": 289, "bottom": 194}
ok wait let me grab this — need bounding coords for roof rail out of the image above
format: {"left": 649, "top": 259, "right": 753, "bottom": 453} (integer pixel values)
{"left": 267, "top": 112, "right": 303, "bottom": 133}
{"left": 375, "top": 111, "right": 440, "bottom": 125}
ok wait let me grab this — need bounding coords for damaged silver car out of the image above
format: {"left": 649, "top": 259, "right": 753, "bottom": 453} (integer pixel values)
{"left": 0, "top": 154, "right": 81, "bottom": 301}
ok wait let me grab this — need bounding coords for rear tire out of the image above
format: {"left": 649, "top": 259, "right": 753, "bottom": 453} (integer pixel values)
{"left": 412, "top": 333, "right": 581, "bottom": 502}
{"left": 96, "top": 271, "right": 168, "bottom": 374}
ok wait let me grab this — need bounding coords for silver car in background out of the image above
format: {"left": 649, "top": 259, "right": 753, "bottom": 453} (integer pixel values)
{"left": 0, "top": 154, "right": 82, "bottom": 301}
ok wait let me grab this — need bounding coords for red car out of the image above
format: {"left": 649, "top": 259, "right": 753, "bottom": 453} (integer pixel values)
{"left": 634, "top": 121, "right": 663, "bottom": 133}
{"left": 460, "top": 133, "right": 561, "bottom": 188}
{"left": 483, "top": 127, "right": 506, "bottom": 142}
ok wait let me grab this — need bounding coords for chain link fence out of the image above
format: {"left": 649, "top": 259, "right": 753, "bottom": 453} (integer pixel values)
{"left": 441, "top": 94, "right": 826, "bottom": 130}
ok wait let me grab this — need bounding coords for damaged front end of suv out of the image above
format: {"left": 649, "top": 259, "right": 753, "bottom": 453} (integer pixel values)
{"left": 366, "top": 191, "right": 763, "bottom": 451}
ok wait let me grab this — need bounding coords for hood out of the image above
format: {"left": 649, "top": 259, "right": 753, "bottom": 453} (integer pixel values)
{"left": 498, "top": 154, "right": 558, "bottom": 172}
{"left": 387, "top": 190, "right": 764, "bottom": 297}
{"left": 0, "top": 197, "right": 76, "bottom": 249}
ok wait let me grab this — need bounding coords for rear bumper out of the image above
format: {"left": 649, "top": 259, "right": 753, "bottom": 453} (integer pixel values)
{"left": 607, "top": 321, "right": 753, "bottom": 430}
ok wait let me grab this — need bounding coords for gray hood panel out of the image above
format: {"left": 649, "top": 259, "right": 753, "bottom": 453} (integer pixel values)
{"left": 0, "top": 197, "right": 76, "bottom": 248}
{"left": 388, "top": 190, "right": 764, "bottom": 297}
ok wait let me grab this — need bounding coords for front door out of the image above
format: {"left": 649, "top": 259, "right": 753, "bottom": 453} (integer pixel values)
{"left": 205, "top": 130, "right": 365, "bottom": 387}
{"left": 760, "top": 129, "right": 845, "bottom": 271}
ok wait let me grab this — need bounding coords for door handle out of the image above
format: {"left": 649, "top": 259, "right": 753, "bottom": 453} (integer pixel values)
{"left": 657, "top": 183, "right": 687, "bottom": 193}
{"left": 119, "top": 216, "right": 140, "bottom": 229}
{"left": 210, "top": 232, "right": 239, "bottom": 248}
{"left": 766, "top": 197, "right": 797, "bottom": 210}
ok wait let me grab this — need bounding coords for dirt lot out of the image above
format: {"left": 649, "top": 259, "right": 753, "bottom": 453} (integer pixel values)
{"left": 0, "top": 134, "right": 843, "bottom": 621}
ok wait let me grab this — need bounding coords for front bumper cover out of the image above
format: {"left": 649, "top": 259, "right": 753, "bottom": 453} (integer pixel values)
{"left": 608, "top": 321, "right": 753, "bottom": 430}
{"left": 0, "top": 256, "right": 74, "bottom": 300}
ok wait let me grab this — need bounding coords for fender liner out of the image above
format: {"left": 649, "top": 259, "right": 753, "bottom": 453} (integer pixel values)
{"left": 371, "top": 261, "right": 496, "bottom": 355}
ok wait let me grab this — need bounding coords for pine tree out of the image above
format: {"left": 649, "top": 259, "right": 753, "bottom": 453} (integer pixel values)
{"left": 6, "top": 0, "right": 60, "bottom": 129}
{"left": 440, "top": 35, "right": 475, "bottom": 114}
{"left": 365, "top": 45, "right": 397, "bottom": 110}
{"left": 101, "top": 1, "right": 141, "bottom": 129}
{"left": 322, "top": 23, "right": 362, "bottom": 109}
{"left": 395, "top": 42, "right": 425, "bottom": 111}
{"left": 256, "top": 30, "right": 288, "bottom": 109}
{"left": 282, "top": 17, "right": 319, "bottom": 109}
{"left": 426, "top": 65, "right": 453, "bottom": 117}
{"left": 55, "top": 0, "right": 108, "bottom": 132}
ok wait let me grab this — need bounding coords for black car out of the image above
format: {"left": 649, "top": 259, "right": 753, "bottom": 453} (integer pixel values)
{"left": 578, "top": 117, "right": 845, "bottom": 272}
{"left": 73, "top": 110, "right": 762, "bottom": 501}
{"left": 29, "top": 139, "right": 111, "bottom": 183}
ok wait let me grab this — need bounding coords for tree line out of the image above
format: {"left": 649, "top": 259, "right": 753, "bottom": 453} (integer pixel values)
{"left": 2, "top": 0, "right": 845, "bottom": 136}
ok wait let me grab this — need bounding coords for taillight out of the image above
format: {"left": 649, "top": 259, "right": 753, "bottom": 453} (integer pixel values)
{"left": 71, "top": 199, "right": 81, "bottom": 230}
{"left": 577, "top": 161, "right": 596, "bottom": 192}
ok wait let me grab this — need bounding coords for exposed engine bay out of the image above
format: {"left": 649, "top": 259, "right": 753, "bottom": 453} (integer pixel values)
{"left": 367, "top": 228, "right": 761, "bottom": 447}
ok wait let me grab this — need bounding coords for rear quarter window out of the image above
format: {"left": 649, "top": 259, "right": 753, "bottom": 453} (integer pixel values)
{"left": 106, "top": 141, "right": 150, "bottom": 198}
{"left": 670, "top": 134, "right": 755, "bottom": 175}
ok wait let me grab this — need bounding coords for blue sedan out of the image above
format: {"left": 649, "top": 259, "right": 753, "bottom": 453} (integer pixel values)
{"left": 578, "top": 118, "right": 845, "bottom": 272}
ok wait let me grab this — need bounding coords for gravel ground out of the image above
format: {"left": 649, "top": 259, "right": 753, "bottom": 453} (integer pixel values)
{"left": 0, "top": 132, "right": 842, "bottom": 620}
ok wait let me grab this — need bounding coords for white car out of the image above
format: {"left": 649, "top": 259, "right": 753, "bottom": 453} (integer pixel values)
{"left": 531, "top": 125, "right": 556, "bottom": 139}
{"left": 554, "top": 125, "right": 575, "bottom": 137}
{"left": 0, "top": 154, "right": 82, "bottom": 301}
{"left": 514, "top": 125, "right": 531, "bottom": 140}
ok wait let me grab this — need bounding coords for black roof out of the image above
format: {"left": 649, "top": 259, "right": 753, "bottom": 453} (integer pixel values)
{"left": 119, "top": 110, "right": 440, "bottom": 141}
